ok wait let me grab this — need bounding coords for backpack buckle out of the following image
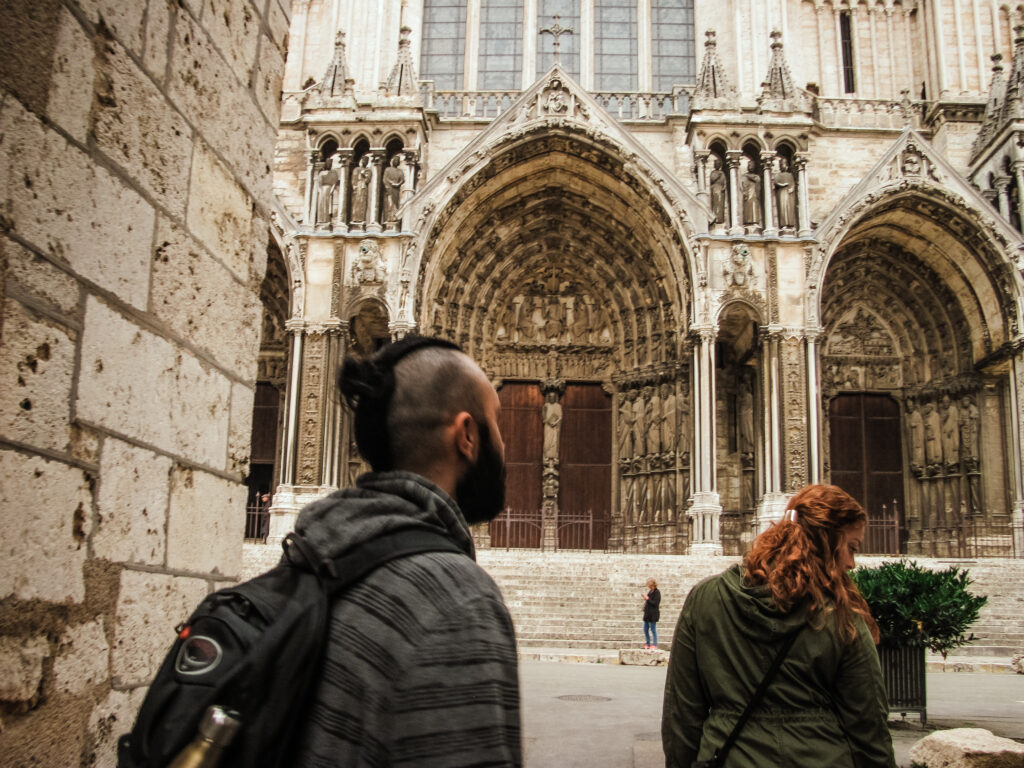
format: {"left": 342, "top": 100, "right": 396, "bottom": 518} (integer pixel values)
{"left": 282, "top": 533, "right": 324, "bottom": 575}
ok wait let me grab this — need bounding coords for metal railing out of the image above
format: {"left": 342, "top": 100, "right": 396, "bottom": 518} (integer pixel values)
{"left": 488, "top": 508, "right": 610, "bottom": 550}
{"left": 244, "top": 504, "right": 269, "bottom": 542}
{"left": 490, "top": 509, "right": 543, "bottom": 550}
{"left": 864, "top": 501, "right": 901, "bottom": 555}
{"left": 556, "top": 509, "right": 610, "bottom": 551}
{"left": 913, "top": 516, "right": 1022, "bottom": 559}
{"left": 423, "top": 86, "right": 690, "bottom": 122}
{"left": 879, "top": 645, "right": 927, "bottom": 722}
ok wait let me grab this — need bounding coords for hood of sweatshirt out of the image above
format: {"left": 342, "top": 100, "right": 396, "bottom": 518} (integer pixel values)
{"left": 714, "top": 564, "right": 810, "bottom": 641}
{"left": 293, "top": 471, "right": 476, "bottom": 562}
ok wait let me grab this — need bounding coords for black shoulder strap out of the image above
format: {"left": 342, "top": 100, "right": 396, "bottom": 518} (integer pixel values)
{"left": 709, "top": 627, "right": 802, "bottom": 767}
{"left": 284, "top": 528, "right": 467, "bottom": 595}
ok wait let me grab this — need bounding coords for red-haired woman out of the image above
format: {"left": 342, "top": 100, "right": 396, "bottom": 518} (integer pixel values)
{"left": 662, "top": 484, "right": 895, "bottom": 768}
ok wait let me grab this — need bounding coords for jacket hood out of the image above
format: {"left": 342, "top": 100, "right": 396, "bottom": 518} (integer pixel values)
{"left": 715, "top": 564, "right": 809, "bottom": 641}
{"left": 294, "top": 471, "right": 476, "bottom": 562}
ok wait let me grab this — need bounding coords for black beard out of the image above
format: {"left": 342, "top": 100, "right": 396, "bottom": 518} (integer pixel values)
{"left": 455, "top": 422, "right": 507, "bottom": 525}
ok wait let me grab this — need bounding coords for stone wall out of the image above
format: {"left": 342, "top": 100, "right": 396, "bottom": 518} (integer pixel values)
{"left": 0, "top": 1, "right": 290, "bottom": 765}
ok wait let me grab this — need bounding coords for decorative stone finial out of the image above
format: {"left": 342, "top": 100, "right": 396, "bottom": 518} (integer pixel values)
{"left": 385, "top": 23, "right": 418, "bottom": 96}
{"left": 320, "top": 29, "right": 350, "bottom": 97}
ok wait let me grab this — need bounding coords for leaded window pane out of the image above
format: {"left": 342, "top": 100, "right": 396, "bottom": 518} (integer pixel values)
{"left": 651, "top": 0, "right": 695, "bottom": 91}
{"left": 594, "top": 0, "right": 637, "bottom": 91}
{"left": 537, "top": 0, "right": 580, "bottom": 78}
{"left": 421, "top": 0, "right": 467, "bottom": 89}
{"left": 479, "top": 0, "right": 524, "bottom": 90}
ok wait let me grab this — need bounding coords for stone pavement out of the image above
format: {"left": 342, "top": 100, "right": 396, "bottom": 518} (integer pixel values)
{"left": 519, "top": 660, "right": 1024, "bottom": 768}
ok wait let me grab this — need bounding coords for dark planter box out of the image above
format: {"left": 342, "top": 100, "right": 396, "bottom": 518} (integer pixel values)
{"left": 878, "top": 645, "right": 927, "bottom": 724}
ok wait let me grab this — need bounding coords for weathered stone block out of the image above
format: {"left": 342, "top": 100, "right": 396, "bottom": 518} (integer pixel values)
{"left": 77, "top": 297, "right": 231, "bottom": 468}
{"left": 166, "top": 466, "right": 244, "bottom": 577}
{"left": 151, "top": 216, "right": 261, "bottom": 376}
{"left": 47, "top": 8, "right": 94, "bottom": 144}
{"left": 253, "top": 35, "right": 286, "bottom": 126}
{"left": 0, "top": 0, "right": 62, "bottom": 116}
{"left": 0, "top": 635, "right": 49, "bottom": 705}
{"left": 0, "top": 299, "right": 75, "bottom": 452}
{"left": 89, "top": 686, "right": 148, "bottom": 768}
{"left": 0, "top": 450, "right": 91, "bottom": 602}
{"left": 112, "top": 569, "right": 207, "bottom": 686}
{"left": 143, "top": 0, "right": 174, "bottom": 82}
{"left": 0, "top": 98, "right": 155, "bottom": 309}
{"left": 168, "top": 11, "right": 273, "bottom": 202}
{"left": 93, "top": 37, "right": 192, "bottom": 218}
{"left": 618, "top": 648, "right": 669, "bottom": 666}
{"left": 76, "top": 0, "right": 145, "bottom": 54}
{"left": 227, "top": 381, "right": 255, "bottom": 476}
{"left": 94, "top": 437, "right": 172, "bottom": 565}
{"left": 185, "top": 141, "right": 254, "bottom": 282}
{"left": 909, "top": 728, "right": 1024, "bottom": 768}
{"left": 3, "top": 238, "right": 81, "bottom": 314}
{"left": 1011, "top": 652, "right": 1023, "bottom": 674}
{"left": 248, "top": 212, "right": 270, "bottom": 287}
{"left": 202, "top": 0, "right": 261, "bottom": 82}
{"left": 53, "top": 619, "right": 109, "bottom": 695}
{"left": 265, "top": 0, "right": 291, "bottom": 52}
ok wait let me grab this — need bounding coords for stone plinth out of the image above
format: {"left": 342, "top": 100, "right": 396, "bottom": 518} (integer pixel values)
{"left": 619, "top": 648, "right": 670, "bottom": 666}
{"left": 909, "top": 728, "right": 1024, "bottom": 768}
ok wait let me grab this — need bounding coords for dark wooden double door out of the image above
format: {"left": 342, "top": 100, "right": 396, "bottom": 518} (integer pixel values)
{"left": 829, "top": 394, "right": 905, "bottom": 553}
{"left": 492, "top": 382, "right": 611, "bottom": 549}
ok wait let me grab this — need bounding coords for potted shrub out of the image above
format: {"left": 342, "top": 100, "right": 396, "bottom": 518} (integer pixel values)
{"left": 851, "top": 561, "right": 987, "bottom": 723}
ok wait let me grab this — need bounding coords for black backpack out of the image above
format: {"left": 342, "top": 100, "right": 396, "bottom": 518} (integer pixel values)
{"left": 117, "top": 527, "right": 465, "bottom": 768}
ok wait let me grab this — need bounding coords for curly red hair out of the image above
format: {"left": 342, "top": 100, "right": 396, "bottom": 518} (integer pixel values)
{"left": 743, "top": 484, "right": 879, "bottom": 644}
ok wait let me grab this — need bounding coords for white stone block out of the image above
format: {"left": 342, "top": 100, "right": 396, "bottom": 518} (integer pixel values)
{"left": 227, "top": 380, "right": 255, "bottom": 476}
{"left": 0, "top": 299, "right": 75, "bottom": 452}
{"left": 618, "top": 648, "right": 669, "bottom": 666}
{"left": 143, "top": 0, "right": 174, "bottom": 82}
{"left": 151, "top": 216, "right": 261, "bottom": 377}
{"left": 265, "top": 0, "right": 291, "bottom": 52}
{"left": 77, "top": 297, "right": 231, "bottom": 469}
{"left": 53, "top": 619, "right": 109, "bottom": 695}
{"left": 909, "top": 728, "right": 1024, "bottom": 768}
{"left": 92, "top": 37, "right": 192, "bottom": 218}
{"left": 77, "top": 0, "right": 146, "bottom": 54}
{"left": 0, "top": 98, "right": 155, "bottom": 310}
{"left": 94, "top": 437, "right": 172, "bottom": 565}
{"left": 202, "top": 0, "right": 261, "bottom": 81}
{"left": 112, "top": 569, "right": 207, "bottom": 686}
{"left": 3, "top": 238, "right": 82, "bottom": 314}
{"left": 166, "top": 466, "right": 244, "bottom": 577}
{"left": 47, "top": 8, "right": 94, "bottom": 144}
{"left": 252, "top": 36, "right": 286, "bottom": 126}
{"left": 89, "top": 685, "right": 148, "bottom": 768}
{"left": 185, "top": 141, "right": 255, "bottom": 282}
{"left": 0, "top": 450, "right": 91, "bottom": 602}
{"left": 0, "top": 635, "right": 49, "bottom": 705}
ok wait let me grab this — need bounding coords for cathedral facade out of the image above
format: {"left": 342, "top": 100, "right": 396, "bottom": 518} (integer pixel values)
{"left": 259, "top": 0, "right": 1024, "bottom": 557}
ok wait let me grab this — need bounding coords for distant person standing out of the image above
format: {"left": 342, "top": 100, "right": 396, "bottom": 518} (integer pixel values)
{"left": 643, "top": 578, "right": 661, "bottom": 649}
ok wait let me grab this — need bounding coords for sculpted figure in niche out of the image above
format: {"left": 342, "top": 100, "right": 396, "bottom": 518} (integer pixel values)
{"left": 738, "top": 379, "right": 755, "bottom": 456}
{"left": 940, "top": 395, "right": 960, "bottom": 470}
{"left": 660, "top": 383, "right": 676, "bottom": 457}
{"left": 648, "top": 385, "right": 662, "bottom": 455}
{"left": 774, "top": 157, "right": 796, "bottom": 229}
{"left": 544, "top": 299, "right": 564, "bottom": 342}
{"left": 316, "top": 153, "right": 340, "bottom": 225}
{"left": 922, "top": 400, "right": 942, "bottom": 472}
{"left": 618, "top": 392, "right": 636, "bottom": 458}
{"left": 543, "top": 391, "right": 563, "bottom": 461}
{"left": 349, "top": 156, "right": 371, "bottom": 226}
{"left": 741, "top": 156, "right": 762, "bottom": 227}
{"left": 708, "top": 156, "right": 728, "bottom": 226}
{"left": 632, "top": 388, "right": 646, "bottom": 458}
{"left": 907, "top": 397, "right": 925, "bottom": 475}
{"left": 351, "top": 239, "right": 387, "bottom": 285}
{"left": 382, "top": 156, "right": 404, "bottom": 228}
{"left": 958, "top": 394, "right": 980, "bottom": 466}
{"left": 724, "top": 244, "right": 753, "bottom": 287}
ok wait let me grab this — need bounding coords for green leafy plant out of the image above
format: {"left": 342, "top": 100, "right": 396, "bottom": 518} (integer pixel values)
{"left": 851, "top": 560, "right": 988, "bottom": 658}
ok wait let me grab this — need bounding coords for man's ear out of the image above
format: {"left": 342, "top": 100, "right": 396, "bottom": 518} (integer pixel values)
{"left": 452, "top": 411, "right": 478, "bottom": 462}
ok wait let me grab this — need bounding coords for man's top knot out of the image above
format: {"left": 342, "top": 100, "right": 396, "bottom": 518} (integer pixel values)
{"left": 339, "top": 356, "right": 395, "bottom": 411}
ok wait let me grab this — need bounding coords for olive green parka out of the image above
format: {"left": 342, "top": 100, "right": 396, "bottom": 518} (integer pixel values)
{"left": 662, "top": 565, "right": 896, "bottom": 768}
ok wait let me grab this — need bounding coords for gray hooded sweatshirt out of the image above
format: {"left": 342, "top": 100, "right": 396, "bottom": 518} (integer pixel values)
{"left": 292, "top": 471, "right": 521, "bottom": 768}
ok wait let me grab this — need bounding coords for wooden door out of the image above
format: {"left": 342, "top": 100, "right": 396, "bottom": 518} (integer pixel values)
{"left": 829, "top": 394, "right": 904, "bottom": 553}
{"left": 558, "top": 384, "right": 611, "bottom": 550}
{"left": 491, "top": 383, "right": 543, "bottom": 548}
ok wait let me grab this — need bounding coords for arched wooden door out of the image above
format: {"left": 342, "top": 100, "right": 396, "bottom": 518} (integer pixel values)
{"left": 492, "top": 383, "right": 543, "bottom": 548}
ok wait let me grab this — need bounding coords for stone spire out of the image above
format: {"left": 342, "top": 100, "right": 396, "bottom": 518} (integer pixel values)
{"left": 971, "top": 53, "right": 1007, "bottom": 161}
{"left": 320, "top": 30, "right": 350, "bottom": 97}
{"left": 693, "top": 29, "right": 732, "bottom": 100}
{"left": 759, "top": 29, "right": 808, "bottom": 111}
{"left": 385, "top": 25, "right": 418, "bottom": 96}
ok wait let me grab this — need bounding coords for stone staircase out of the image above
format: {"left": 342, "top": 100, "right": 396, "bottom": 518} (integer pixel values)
{"left": 241, "top": 544, "right": 1024, "bottom": 660}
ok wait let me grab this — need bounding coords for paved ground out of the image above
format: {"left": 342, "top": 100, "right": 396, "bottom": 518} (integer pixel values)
{"left": 520, "top": 661, "right": 1024, "bottom": 768}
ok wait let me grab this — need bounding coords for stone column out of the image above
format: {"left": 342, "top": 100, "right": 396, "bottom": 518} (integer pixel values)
{"left": 1014, "top": 161, "right": 1024, "bottom": 229}
{"left": 269, "top": 319, "right": 306, "bottom": 543}
{"left": 995, "top": 175, "right": 1012, "bottom": 220}
{"left": 366, "top": 150, "right": 385, "bottom": 232}
{"left": 689, "top": 329, "right": 722, "bottom": 554}
{"left": 755, "top": 329, "right": 787, "bottom": 529}
{"left": 1011, "top": 352, "right": 1024, "bottom": 554}
{"left": 806, "top": 330, "right": 822, "bottom": 484}
{"left": 726, "top": 151, "right": 743, "bottom": 235}
{"left": 693, "top": 149, "right": 710, "bottom": 205}
{"left": 760, "top": 150, "right": 777, "bottom": 236}
{"left": 334, "top": 149, "right": 353, "bottom": 232}
{"left": 540, "top": 379, "right": 564, "bottom": 551}
{"left": 793, "top": 155, "right": 812, "bottom": 236}
{"left": 320, "top": 321, "right": 345, "bottom": 489}
{"left": 780, "top": 333, "right": 809, "bottom": 492}
{"left": 401, "top": 149, "right": 419, "bottom": 204}
{"left": 305, "top": 149, "right": 319, "bottom": 225}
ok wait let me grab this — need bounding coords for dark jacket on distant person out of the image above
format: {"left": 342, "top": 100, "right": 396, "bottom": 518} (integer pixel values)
{"left": 643, "top": 587, "right": 661, "bottom": 623}
{"left": 662, "top": 564, "right": 895, "bottom": 768}
{"left": 292, "top": 472, "right": 521, "bottom": 768}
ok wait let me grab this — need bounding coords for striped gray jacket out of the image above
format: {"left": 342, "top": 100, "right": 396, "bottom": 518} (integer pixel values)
{"left": 292, "top": 471, "right": 521, "bottom": 767}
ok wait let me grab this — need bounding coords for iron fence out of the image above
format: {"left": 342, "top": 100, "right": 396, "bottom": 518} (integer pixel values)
{"left": 556, "top": 509, "right": 610, "bottom": 552}
{"left": 244, "top": 504, "right": 269, "bottom": 542}
{"left": 490, "top": 509, "right": 543, "bottom": 550}
{"left": 913, "top": 516, "right": 1022, "bottom": 559}
{"left": 488, "top": 509, "right": 610, "bottom": 551}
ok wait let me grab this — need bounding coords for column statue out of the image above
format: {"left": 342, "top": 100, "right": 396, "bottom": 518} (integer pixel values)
{"left": 958, "top": 394, "right": 980, "bottom": 468}
{"left": 738, "top": 382, "right": 754, "bottom": 456}
{"left": 542, "top": 391, "right": 563, "bottom": 462}
{"left": 648, "top": 385, "right": 662, "bottom": 455}
{"left": 940, "top": 394, "right": 960, "bottom": 471}
{"left": 709, "top": 156, "right": 728, "bottom": 227}
{"left": 741, "top": 156, "right": 762, "bottom": 227}
{"left": 922, "top": 400, "right": 942, "bottom": 474}
{"left": 774, "top": 157, "right": 796, "bottom": 230}
{"left": 349, "top": 156, "right": 371, "bottom": 227}
{"left": 618, "top": 392, "right": 635, "bottom": 458}
{"left": 631, "top": 388, "right": 645, "bottom": 458}
{"left": 660, "top": 383, "right": 676, "bottom": 457}
{"left": 315, "top": 153, "right": 340, "bottom": 226}
{"left": 907, "top": 397, "right": 925, "bottom": 475}
{"left": 382, "top": 156, "right": 404, "bottom": 229}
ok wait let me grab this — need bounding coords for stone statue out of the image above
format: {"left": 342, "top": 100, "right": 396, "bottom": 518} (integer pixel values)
{"left": 741, "top": 156, "right": 762, "bottom": 227}
{"left": 542, "top": 391, "right": 562, "bottom": 461}
{"left": 922, "top": 400, "right": 942, "bottom": 473}
{"left": 940, "top": 394, "right": 960, "bottom": 470}
{"left": 708, "top": 156, "right": 727, "bottom": 226}
{"left": 738, "top": 380, "right": 754, "bottom": 455}
{"left": 618, "top": 392, "right": 635, "bottom": 457}
{"left": 351, "top": 238, "right": 387, "bottom": 285}
{"left": 907, "top": 398, "right": 924, "bottom": 474}
{"left": 315, "top": 153, "right": 339, "bottom": 225}
{"left": 349, "top": 156, "right": 371, "bottom": 226}
{"left": 724, "top": 244, "right": 753, "bottom": 287}
{"left": 631, "top": 388, "right": 645, "bottom": 458}
{"left": 543, "top": 298, "right": 563, "bottom": 342}
{"left": 959, "top": 394, "right": 980, "bottom": 465}
{"left": 382, "top": 155, "right": 404, "bottom": 227}
{"left": 774, "top": 157, "right": 796, "bottom": 229}
{"left": 659, "top": 383, "right": 676, "bottom": 456}
{"left": 648, "top": 386, "right": 662, "bottom": 455}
